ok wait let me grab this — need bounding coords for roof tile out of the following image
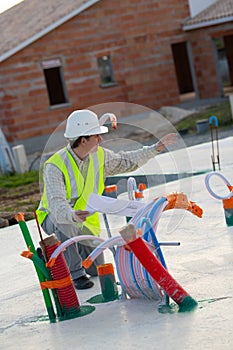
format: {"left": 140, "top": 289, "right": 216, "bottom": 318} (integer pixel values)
{"left": 0, "top": 0, "right": 98, "bottom": 61}
{"left": 183, "top": 0, "right": 233, "bottom": 28}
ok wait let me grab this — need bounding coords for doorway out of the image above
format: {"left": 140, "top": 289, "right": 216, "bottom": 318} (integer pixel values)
{"left": 171, "top": 41, "right": 195, "bottom": 101}
{"left": 214, "top": 35, "right": 233, "bottom": 95}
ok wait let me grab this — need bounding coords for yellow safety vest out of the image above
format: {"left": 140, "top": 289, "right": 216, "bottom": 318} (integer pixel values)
{"left": 36, "top": 146, "right": 105, "bottom": 236}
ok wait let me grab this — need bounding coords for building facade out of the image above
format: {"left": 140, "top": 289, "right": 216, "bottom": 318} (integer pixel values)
{"left": 0, "top": 0, "right": 232, "bottom": 153}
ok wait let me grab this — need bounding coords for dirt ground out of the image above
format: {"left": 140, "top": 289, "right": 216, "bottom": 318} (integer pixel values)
{"left": 0, "top": 183, "right": 41, "bottom": 227}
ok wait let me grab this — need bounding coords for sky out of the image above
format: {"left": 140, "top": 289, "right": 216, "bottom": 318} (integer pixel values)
{"left": 0, "top": 0, "right": 23, "bottom": 14}
{"left": 188, "top": 0, "right": 216, "bottom": 17}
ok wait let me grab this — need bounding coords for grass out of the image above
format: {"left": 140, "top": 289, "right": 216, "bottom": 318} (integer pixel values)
{"left": 4, "top": 202, "right": 37, "bottom": 212}
{"left": 175, "top": 100, "right": 232, "bottom": 133}
{"left": 0, "top": 171, "right": 39, "bottom": 188}
{"left": 0, "top": 171, "right": 40, "bottom": 219}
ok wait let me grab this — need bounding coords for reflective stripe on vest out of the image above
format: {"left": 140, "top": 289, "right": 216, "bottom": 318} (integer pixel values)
{"left": 36, "top": 147, "right": 105, "bottom": 236}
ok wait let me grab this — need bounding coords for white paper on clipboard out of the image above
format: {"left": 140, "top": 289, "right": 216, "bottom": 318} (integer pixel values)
{"left": 86, "top": 193, "right": 145, "bottom": 217}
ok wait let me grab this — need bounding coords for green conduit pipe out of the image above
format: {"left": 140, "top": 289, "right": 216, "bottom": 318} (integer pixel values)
{"left": 16, "top": 215, "right": 57, "bottom": 322}
{"left": 24, "top": 252, "right": 63, "bottom": 319}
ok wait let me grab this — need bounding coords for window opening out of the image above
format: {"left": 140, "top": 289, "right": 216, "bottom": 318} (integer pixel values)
{"left": 97, "top": 55, "right": 115, "bottom": 85}
{"left": 42, "top": 59, "right": 69, "bottom": 106}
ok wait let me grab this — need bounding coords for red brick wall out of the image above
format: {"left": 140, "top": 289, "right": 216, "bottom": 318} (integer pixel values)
{"left": 0, "top": 0, "right": 190, "bottom": 149}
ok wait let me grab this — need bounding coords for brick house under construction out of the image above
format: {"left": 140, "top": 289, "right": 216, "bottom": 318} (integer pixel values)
{"left": 0, "top": 0, "right": 233, "bottom": 154}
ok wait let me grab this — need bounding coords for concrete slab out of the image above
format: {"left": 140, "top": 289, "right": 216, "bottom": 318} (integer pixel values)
{"left": 1, "top": 138, "right": 233, "bottom": 350}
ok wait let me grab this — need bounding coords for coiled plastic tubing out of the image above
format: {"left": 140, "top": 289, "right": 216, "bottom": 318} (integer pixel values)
{"left": 205, "top": 172, "right": 233, "bottom": 200}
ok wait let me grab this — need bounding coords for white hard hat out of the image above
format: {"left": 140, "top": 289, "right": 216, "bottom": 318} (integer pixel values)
{"left": 64, "top": 109, "right": 108, "bottom": 139}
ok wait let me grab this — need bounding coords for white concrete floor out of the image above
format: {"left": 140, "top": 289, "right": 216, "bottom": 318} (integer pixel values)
{"left": 1, "top": 137, "right": 233, "bottom": 350}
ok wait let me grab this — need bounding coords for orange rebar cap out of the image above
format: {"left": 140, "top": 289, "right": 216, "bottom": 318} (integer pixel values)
{"left": 97, "top": 263, "right": 114, "bottom": 276}
{"left": 46, "top": 258, "right": 57, "bottom": 268}
{"left": 223, "top": 197, "right": 233, "bottom": 209}
{"left": 135, "top": 191, "right": 144, "bottom": 199}
{"left": 21, "top": 247, "right": 33, "bottom": 259}
{"left": 112, "top": 121, "right": 117, "bottom": 129}
{"left": 15, "top": 212, "right": 25, "bottom": 222}
{"left": 82, "top": 256, "right": 93, "bottom": 269}
{"left": 138, "top": 183, "right": 147, "bottom": 191}
{"left": 105, "top": 185, "right": 117, "bottom": 193}
{"left": 223, "top": 185, "right": 233, "bottom": 209}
